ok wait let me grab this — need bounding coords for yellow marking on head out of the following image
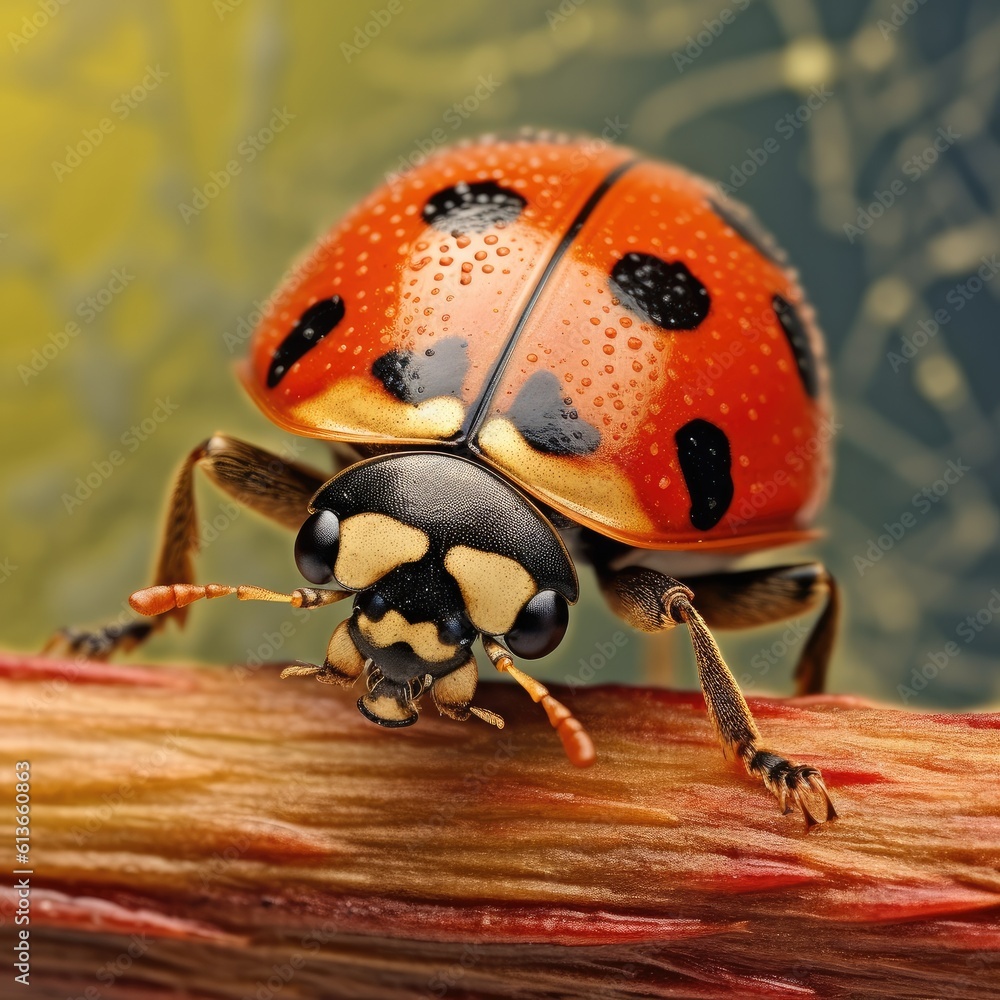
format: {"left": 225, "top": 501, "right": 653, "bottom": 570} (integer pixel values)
{"left": 334, "top": 513, "right": 430, "bottom": 590}
{"left": 476, "top": 417, "right": 656, "bottom": 536}
{"left": 357, "top": 610, "right": 457, "bottom": 663}
{"left": 287, "top": 376, "right": 465, "bottom": 441}
{"left": 444, "top": 544, "right": 536, "bottom": 636}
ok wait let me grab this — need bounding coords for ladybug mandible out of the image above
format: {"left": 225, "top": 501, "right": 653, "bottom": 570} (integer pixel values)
{"left": 52, "top": 132, "right": 838, "bottom": 827}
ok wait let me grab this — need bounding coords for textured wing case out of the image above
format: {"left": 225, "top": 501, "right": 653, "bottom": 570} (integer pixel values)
{"left": 245, "top": 136, "right": 831, "bottom": 550}
{"left": 243, "top": 137, "right": 633, "bottom": 445}
{"left": 469, "top": 159, "right": 831, "bottom": 549}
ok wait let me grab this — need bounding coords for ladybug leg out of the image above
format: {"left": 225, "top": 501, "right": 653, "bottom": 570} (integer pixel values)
{"left": 600, "top": 567, "right": 836, "bottom": 829}
{"left": 429, "top": 655, "right": 506, "bottom": 730}
{"left": 44, "top": 434, "right": 331, "bottom": 660}
{"left": 431, "top": 655, "right": 479, "bottom": 720}
{"left": 42, "top": 620, "right": 156, "bottom": 661}
{"left": 313, "top": 619, "right": 368, "bottom": 686}
{"left": 481, "top": 637, "right": 596, "bottom": 768}
{"left": 683, "top": 563, "right": 840, "bottom": 696}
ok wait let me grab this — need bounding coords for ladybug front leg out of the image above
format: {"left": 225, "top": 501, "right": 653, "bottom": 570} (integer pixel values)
{"left": 683, "top": 563, "right": 840, "bottom": 696}
{"left": 600, "top": 566, "right": 836, "bottom": 829}
{"left": 45, "top": 434, "right": 330, "bottom": 660}
{"left": 279, "top": 620, "right": 367, "bottom": 687}
{"left": 429, "top": 654, "right": 506, "bottom": 730}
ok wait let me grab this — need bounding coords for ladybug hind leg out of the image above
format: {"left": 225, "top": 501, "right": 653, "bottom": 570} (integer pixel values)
{"left": 45, "top": 434, "right": 331, "bottom": 660}
{"left": 599, "top": 565, "right": 836, "bottom": 829}
{"left": 683, "top": 563, "right": 840, "bottom": 696}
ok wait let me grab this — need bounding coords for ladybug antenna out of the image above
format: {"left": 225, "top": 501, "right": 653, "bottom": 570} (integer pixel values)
{"left": 129, "top": 583, "right": 351, "bottom": 617}
{"left": 481, "top": 637, "right": 595, "bottom": 768}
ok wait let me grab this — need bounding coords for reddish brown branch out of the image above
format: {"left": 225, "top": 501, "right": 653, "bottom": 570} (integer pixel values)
{"left": 0, "top": 651, "right": 998, "bottom": 999}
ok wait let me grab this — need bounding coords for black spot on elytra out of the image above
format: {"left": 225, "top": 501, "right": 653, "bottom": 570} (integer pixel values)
{"left": 267, "top": 296, "right": 345, "bottom": 388}
{"left": 609, "top": 252, "right": 710, "bottom": 331}
{"left": 372, "top": 337, "right": 469, "bottom": 404}
{"left": 772, "top": 294, "right": 820, "bottom": 398}
{"left": 708, "top": 195, "right": 786, "bottom": 267}
{"left": 675, "top": 418, "right": 733, "bottom": 531}
{"left": 422, "top": 181, "right": 526, "bottom": 234}
{"left": 507, "top": 371, "right": 601, "bottom": 456}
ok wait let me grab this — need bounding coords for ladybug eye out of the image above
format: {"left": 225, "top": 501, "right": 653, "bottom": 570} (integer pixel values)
{"left": 504, "top": 591, "right": 568, "bottom": 660}
{"left": 294, "top": 509, "right": 341, "bottom": 584}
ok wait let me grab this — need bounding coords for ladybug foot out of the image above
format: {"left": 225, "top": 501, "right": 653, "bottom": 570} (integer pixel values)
{"left": 745, "top": 749, "right": 837, "bottom": 830}
{"left": 43, "top": 620, "right": 155, "bottom": 661}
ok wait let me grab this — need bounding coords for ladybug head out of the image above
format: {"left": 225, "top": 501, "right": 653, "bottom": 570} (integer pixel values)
{"left": 293, "top": 452, "right": 578, "bottom": 727}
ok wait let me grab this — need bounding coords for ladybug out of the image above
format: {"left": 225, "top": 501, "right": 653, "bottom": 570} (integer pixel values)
{"left": 51, "top": 132, "right": 838, "bottom": 828}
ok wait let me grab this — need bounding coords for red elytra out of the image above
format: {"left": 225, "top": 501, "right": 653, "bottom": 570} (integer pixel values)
{"left": 242, "top": 133, "right": 831, "bottom": 553}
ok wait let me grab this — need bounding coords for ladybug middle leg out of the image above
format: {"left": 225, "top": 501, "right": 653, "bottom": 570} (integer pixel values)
{"left": 44, "top": 434, "right": 332, "bottom": 660}
{"left": 681, "top": 563, "right": 840, "bottom": 696}
{"left": 598, "top": 565, "right": 836, "bottom": 828}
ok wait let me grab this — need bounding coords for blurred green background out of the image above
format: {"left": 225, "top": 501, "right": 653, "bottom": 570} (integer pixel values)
{"left": 2, "top": 0, "right": 999, "bottom": 710}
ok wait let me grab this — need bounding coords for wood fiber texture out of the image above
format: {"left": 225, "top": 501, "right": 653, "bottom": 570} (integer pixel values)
{"left": 0, "top": 651, "right": 998, "bottom": 999}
